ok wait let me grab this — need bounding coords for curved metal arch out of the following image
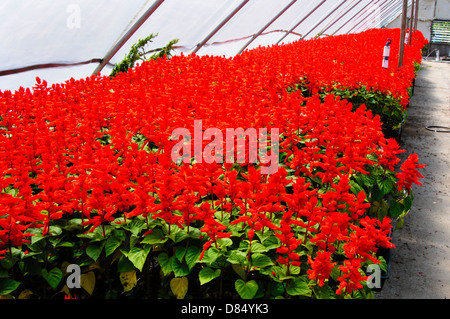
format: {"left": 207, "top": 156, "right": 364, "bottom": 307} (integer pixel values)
{"left": 275, "top": 0, "right": 327, "bottom": 44}
{"left": 192, "top": 0, "right": 250, "bottom": 54}
{"left": 378, "top": 0, "right": 404, "bottom": 28}
{"left": 92, "top": 0, "right": 165, "bottom": 75}
{"left": 301, "top": 0, "right": 348, "bottom": 40}
{"left": 347, "top": 0, "right": 391, "bottom": 33}
{"left": 331, "top": 0, "right": 383, "bottom": 35}
{"left": 317, "top": 0, "right": 365, "bottom": 37}
{"left": 348, "top": 0, "right": 396, "bottom": 34}
{"left": 237, "top": 0, "right": 298, "bottom": 54}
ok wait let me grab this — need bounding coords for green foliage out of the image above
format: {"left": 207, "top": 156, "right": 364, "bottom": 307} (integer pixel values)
{"left": 109, "top": 33, "right": 179, "bottom": 77}
{"left": 292, "top": 78, "right": 409, "bottom": 133}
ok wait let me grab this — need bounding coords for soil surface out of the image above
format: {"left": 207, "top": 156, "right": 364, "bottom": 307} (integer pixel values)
{"left": 375, "top": 60, "right": 450, "bottom": 299}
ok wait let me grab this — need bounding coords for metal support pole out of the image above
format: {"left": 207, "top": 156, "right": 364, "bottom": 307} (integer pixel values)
{"left": 192, "top": 0, "right": 250, "bottom": 54}
{"left": 398, "top": 0, "right": 408, "bottom": 68}
{"left": 275, "top": 0, "right": 327, "bottom": 44}
{"left": 414, "top": 0, "right": 419, "bottom": 32}
{"left": 237, "top": 0, "right": 297, "bottom": 54}
{"left": 92, "top": 0, "right": 165, "bottom": 75}
{"left": 409, "top": 0, "right": 415, "bottom": 44}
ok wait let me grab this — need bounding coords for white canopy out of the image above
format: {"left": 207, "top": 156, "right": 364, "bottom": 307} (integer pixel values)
{"left": 0, "top": 0, "right": 407, "bottom": 92}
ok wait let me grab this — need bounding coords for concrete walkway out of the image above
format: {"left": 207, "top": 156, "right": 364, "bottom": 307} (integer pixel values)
{"left": 376, "top": 60, "right": 450, "bottom": 299}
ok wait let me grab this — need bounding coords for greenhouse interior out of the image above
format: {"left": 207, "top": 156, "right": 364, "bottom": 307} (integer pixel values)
{"left": 0, "top": 0, "right": 449, "bottom": 304}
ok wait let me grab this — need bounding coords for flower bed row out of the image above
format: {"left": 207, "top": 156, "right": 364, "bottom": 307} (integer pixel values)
{"left": 0, "top": 28, "right": 426, "bottom": 299}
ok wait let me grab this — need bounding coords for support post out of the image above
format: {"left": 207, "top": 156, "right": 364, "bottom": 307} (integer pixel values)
{"left": 414, "top": 0, "right": 419, "bottom": 32}
{"left": 409, "top": 0, "right": 415, "bottom": 44}
{"left": 398, "top": 0, "right": 408, "bottom": 68}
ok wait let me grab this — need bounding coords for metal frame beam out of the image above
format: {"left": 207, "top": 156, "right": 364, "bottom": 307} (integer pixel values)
{"left": 317, "top": 0, "right": 364, "bottom": 37}
{"left": 192, "top": 0, "right": 250, "bottom": 54}
{"left": 237, "top": 0, "right": 297, "bottom": 54}
{"left": 378, "top": 0, "right": 402, "bottom": 26}
{"left": 378, "top": 0, "right": 403, "bottom": 28}
{"left": 331, "top": 0, "right": 375, "bottom": 35}
{"left": 349, "top": 0, "right": 394, "bottom": 33}
{"left": 275, "top": 0, "right": 327, "bottom": 44}
{"left": 345, "top": 0, "right": 387, "bottom": 34}
{"left": 302, "top": 0, "right": 348, "bottom": 39}
{"left": 92, "top": 0, "right": 164, "bottom": 75}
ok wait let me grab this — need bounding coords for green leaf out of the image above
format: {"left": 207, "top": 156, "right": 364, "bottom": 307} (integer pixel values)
{"left": 48, "top": 225, "right": 63, "bottom": 236}
{"left": 199, "top": 247, "right": 222, "bottom": 265}
{"left": 175, "top": 246, "right": 186, "bottom": 262}
{"left": 185, "top": 246, "right": 201, "bottom": 270}
{"left": 231, "top": 264, "right": 247, "bottom": 281}
{"left": 379, "top": 199, "right": 390, "bottom": 220}
{"left": 56, "top": 241, "right": 74, "bottom": 248}
{"left": 263, "top": 235, "right": 281, "bottom": 249}
{"left": 105, "top": 235, "right": 123, "bottom": 257}
{"left": 235, "top": 279, "right": 258, "bottom": 299}
{"left": 377, "top": 256, "right": 388, "bottom": 273}
{"left": 117, "top": 255, "right": 135, "bottom": 272}
{"left": 31, "top": 233, "right": 45, "bottom": 245}
{"left": 171, "top": 257, "right": 190, "bottom": 277}
{"left": 395, "top": 217, "right": 405, "bottom": 230}
{"left": 124, "top": 245, "right": 151, "bottom": 271}
{"left": 170, "top": 277, "right": 188, "bottom": 299}
{"left": 377, "top": 175, "right": 395, "bottom": 195}
{"left": 313, "top": 284, "right": 336, "bottom": 299}
{"left": 355, "top": 172, "right": 375, "bottom": 188}
{"left": 227, "top": 251, "right": 248, "bottom": 265}
{"left": 165, "top": 225, "right": 189, "bottom": 243}
{"left": 286, "top": 277, "right": 311, "bottom": 297}
{"left": 42, "top": 268, "right": 63, "bottom": 289}
{"left": 158, "top": 253, "right": 173, "bottom": 276}
{"left": 267, "top": 281, "right": 285, "bottom": 297}
{"left": 0, "top": 278, "right": 21, "bottom": 295}
{"left": 389, "top": 198, "right": 404, "bottom": 218}
{"left": 349, "top": 180, "right": 365, "bottom": 196}
{"left": 249, "top": 242, "right": 269, "bottom": 253}
{"left": 370, "top": 184, "right": 384, "bottom": 202}
{"left": 127, "top": 219, "right": 146, "bottom": 237}
{"left": 86, "top": 243, "right": 103, "bottom": 262}
{"left": 251, "top": 253, "right": 273, "bottom": 268}
{"left": 140, "top": 228, "right": 167, "bottom": 245}
{"left": 199, "top": 267, "right": 221, "bottom": 285}
{"left": 403, "top": 196, "right": 413, "bottom": 212}
{"left": 216, "top": 237, "right": 233, "bottom": 248}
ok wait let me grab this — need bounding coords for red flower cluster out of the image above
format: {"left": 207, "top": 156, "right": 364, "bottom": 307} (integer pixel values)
{"left": 396, "top": 153, "right": 426, "bottom": 193}
{"left": 0, "top": 28, "right": 426, "bottom": 294}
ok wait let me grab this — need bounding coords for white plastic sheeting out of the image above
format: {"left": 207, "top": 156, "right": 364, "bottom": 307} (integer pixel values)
{"left": 0, "top": 0, "right": 406, "bottom": 92}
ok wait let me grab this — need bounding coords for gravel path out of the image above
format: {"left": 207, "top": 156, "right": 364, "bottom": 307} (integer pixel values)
{"left": 376, "top": 60, "right": 450, "bottom": 299}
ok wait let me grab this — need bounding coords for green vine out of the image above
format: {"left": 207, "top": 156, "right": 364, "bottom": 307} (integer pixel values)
{"left": 110, "top": 33, "right": 179, "bottom": 77}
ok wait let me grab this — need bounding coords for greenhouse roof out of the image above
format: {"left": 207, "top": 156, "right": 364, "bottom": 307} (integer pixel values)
{"left": 0, "top": 0, "right": 409, "bottom": 92}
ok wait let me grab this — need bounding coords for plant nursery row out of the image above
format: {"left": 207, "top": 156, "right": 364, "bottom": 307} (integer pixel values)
{"left": 0, "top": 28, "right": 427, "bottom": 299}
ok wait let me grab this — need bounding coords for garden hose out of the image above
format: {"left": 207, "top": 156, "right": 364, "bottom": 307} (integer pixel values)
{"left": 425, "top": 126, "right": 450, "bottom": 133}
